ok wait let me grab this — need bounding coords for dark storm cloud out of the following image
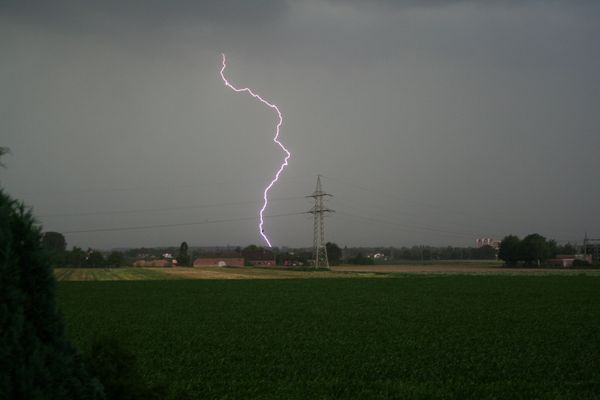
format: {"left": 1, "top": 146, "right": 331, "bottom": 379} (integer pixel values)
{"left": 1, "top": 0, "right": 599, "bottom": 248}
{"left": 326, "top": 0, "right": 597, "bottom": 7}
{"left": 4, "top": 0, "right": 595, "bottom": 32}
{"left": 0, "top": 0, "right": 289, "bottom": 32}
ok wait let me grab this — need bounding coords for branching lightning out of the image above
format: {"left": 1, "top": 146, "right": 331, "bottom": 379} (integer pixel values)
{"left": 219, "top": 53, "right": 291, "bottom": 247}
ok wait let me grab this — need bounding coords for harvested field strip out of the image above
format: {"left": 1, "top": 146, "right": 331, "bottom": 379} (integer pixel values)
{"left": 53, "top": 268, "right": 184, "bottom": 281}
{"left": 54, "top": 267, "right": 388, "bottom": 281}
{"left": 54, "top": 265, "right": 600, "bottom": 281}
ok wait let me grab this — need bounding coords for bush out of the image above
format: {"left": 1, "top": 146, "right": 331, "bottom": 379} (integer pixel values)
{"left": 572, "top": 259, "right": 591, "bottom": 267}
{"left": 347, "top": 253, "right": 375, "bottom": 265}
{"left": 85, "top": 336, "right": 166, "bottom": 400}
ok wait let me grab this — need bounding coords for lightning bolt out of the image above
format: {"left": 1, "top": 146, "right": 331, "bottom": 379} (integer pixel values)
{"left": 219, "top": 53, "right": 291, "bottom": 248}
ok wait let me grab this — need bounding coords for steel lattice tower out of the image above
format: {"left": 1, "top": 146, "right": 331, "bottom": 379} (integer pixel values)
{"left": 307, "top": 175, "right": 333, "bottom": 269}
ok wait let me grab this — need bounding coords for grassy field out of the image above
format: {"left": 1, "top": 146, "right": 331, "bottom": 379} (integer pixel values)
{"left": 58, "top": 276, "right": 600, "bottom": 399}
{"left": 53, "top": 267, "right": 385, "bottom": 281}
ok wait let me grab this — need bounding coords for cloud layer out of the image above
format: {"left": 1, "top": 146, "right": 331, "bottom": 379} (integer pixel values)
{"left": 1, "top": 0, "right": 599, "bottom": 248}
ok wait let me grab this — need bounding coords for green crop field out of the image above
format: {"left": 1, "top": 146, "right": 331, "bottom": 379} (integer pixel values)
{"left": 57, "top": 276, "right": 600, "bottom": 399}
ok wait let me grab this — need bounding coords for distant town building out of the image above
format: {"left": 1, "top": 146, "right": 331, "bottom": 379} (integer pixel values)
{"left": 193, "top": 258, "right": 245, "bottom": 267}
{"left": 476, "top": 238, "right": 501, "bottom": 250}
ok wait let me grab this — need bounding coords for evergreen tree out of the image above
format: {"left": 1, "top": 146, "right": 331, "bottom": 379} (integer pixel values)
{"left": 325, "top": 242, "right": 342, "bottom": 266}
{"left": 177, "top": 242, "right": 190, "bottom": 266}
{"left": 0, "top": 189, "right": 105, "bottom": 399}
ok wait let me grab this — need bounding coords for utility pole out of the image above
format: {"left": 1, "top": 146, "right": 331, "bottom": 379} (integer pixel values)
{"left": 583, "top": 233, "right": 600, "bottom": 264}
{"left": 307, "top": 175, "right": 334, "bottom": 269}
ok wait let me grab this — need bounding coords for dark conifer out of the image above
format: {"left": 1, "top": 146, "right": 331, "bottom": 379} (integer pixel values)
{"left": 0, "top": 189, "right": 105, "bottom": 399}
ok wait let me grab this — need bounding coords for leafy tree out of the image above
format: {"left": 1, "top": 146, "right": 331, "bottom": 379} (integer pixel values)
{"left": 106, "top": 251, "right": 125, "bottom": 268}
{"left": 242, "top": 245, "right": 273, "bottom": 262}
{"left": 66, "top": 246, "right": 87, "bottom": 267}
{"left": 0, "top": 188, "right": 105, "bottom": 399}
{"left": 473, "top": 245, "right": 497, "bottom": 260}
{"left": 498, "top": 235, "right": 521, "bottom": 266}
{"left": 520, "top": 233, "right": 550, "bottom": 266}
{"left": 177, "top": 241, "right": 190, "bottom": 266}
{"left": 86, "top": 250, "right": 105, "bottom": 268}
{"left": 43, "top": 231, "right": 67, "bottom": 266}
{"left": 421, "top": 247, "right": 432, "bottom": 261}
{"left": 42, "top": 231, "right": 67, "bottom": 253}
{"left": 558, "top": 243, "right": 577, "bottom": 255}
{"left": 547, "top": 239, "right": 558, "bottom": 259}
{"left": 325, "top": 242, "right": 342, "bottom": 266}
{"left": 242, "top": 244, "right": 261, "bottom": 254}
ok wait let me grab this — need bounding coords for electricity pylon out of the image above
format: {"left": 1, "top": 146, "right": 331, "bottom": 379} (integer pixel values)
{"left": 307, "top": 175, "right": 334, "bottom": 269}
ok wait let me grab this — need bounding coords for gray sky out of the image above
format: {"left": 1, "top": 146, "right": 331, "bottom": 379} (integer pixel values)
{"left": 1, "top": 0, "right": 599, "bottom": 249}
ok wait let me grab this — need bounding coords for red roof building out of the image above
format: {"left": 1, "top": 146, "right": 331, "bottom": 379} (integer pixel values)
{"left": 242, "top": 249, "right": 276, "bottom": 266}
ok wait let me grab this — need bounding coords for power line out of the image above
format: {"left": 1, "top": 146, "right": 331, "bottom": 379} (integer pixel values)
{"left": 20, "top": 175, "right": 314, "bottom": 197}
{"left": 62, "top": 211, "right": 306, "bottom": 234}
{"left": 332, "top": 197, "right": 493, "bottom": 237}
{"left": 322, "top": 174, "right": 582, "bottom": 240}
{"left": 39, "top": 196, "right": 306, "bottom": 218}
{"left": 322, "top": 175, "right": 502, "bottom": 224}
{"left": 335, "top": 210, "right": 477, "bottom": 239}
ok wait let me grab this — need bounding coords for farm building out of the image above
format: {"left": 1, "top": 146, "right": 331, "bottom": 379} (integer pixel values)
{"left": 193, "top": 258, "right": 245, "bottom": 267}
{"left": 547, "top": 254, "right": 592, "bottom": 267}
{"left": 133, "top": 259, "right": 173, "bottom": 267}
{"left": 243, "top": 249, "right": 276, "bottom": 266}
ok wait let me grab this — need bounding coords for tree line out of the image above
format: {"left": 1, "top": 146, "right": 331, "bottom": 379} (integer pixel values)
{"left": 41, "top": 233, "right": 506, "bottom": 268}
{"left": 40, "top": 229, "right": 582, "bottom": 269}
{"left": 498, "top": 233, "right": 583, "bottom": 266}
{"left": 42, "top": 233, "right": 193, "bottom": 267}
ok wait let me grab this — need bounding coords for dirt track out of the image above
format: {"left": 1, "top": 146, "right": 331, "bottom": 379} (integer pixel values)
{"left": 158, "top": 266, "right": 366, "bottom": 279}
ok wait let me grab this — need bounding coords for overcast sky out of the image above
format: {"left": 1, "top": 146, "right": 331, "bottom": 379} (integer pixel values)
{"left": 1, "top": 0, "right": 599, "bottom": 249}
